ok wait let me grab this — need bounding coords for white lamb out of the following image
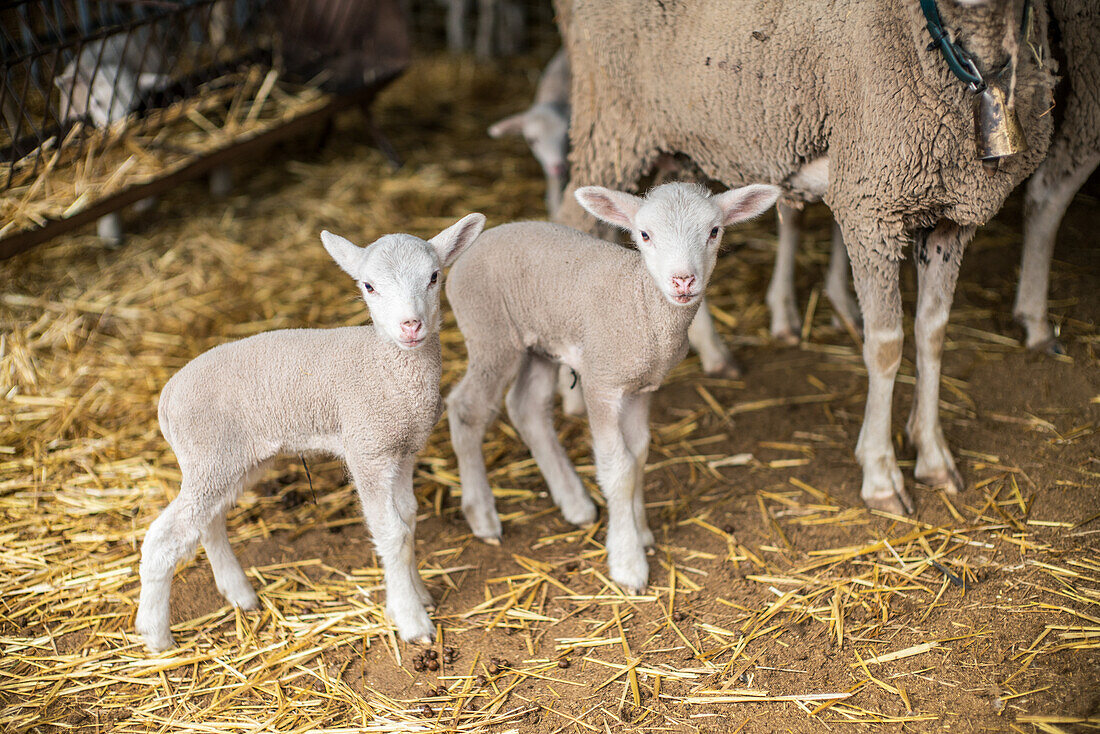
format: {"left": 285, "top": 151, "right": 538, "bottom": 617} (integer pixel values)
{"left": 135, "top": 213, "right": 486, "bottom": 652}
{"left": 489, "top": 49, "right": 571, "bottom": 215}
{"left": 445, "top": 182, "right": 778, "bottom": 592}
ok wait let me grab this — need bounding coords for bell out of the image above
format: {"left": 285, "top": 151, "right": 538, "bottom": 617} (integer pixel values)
{"left": 974, "top": 83, "right": 1027, "bottom": 160}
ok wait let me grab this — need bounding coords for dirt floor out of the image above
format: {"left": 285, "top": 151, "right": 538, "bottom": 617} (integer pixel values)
{"left": 1, "top": 55, "right": 1098, "bottom": 734}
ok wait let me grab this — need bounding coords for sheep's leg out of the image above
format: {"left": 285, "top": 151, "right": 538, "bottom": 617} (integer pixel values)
{"left": 767, "top": 202, "right": 802, "bottom": 344}
{"left": 584, "top": 387, "right": 648, "bottom": 593}
{"left": 446, "top": 344, "right": 523, "bottom": 543}
{"left": 906, "top": 224, "right": 970, "bottom": 495}
{"left": 557, "top": 363, "right": 586, "bottom": 416}
{"left": 506, "top": 355, "right": 596, "bottom": 526}
{"left": 201, "top": 510, "right": 258, "bottom": 611}
{"left": 825, "top": 221, "right": 861, "bottom": 334}
{"left": 474, "top": 0, "right": 495, "bottom": 59}
{"left": 445, "top": 0, "right": 468, "bottom": 52}
{"left": 348, "top": 452, "right": 433, "bottom": 644}
{"left": 687, "top": 298, "right": 741, "bottom": 378}
{"left": 847, "top": 237, "right": 913, "bottom": 515}
{"left": 1014, "top": 151, "right": 1099, "bottom": 352}
{"left": 619, "top": 392, "right": 654, "bottom": 549}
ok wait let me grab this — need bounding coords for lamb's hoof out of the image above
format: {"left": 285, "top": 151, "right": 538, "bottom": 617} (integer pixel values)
{"left": 138, "top": 628, "right": 175, "bottom": 653}
{"left": 393, "top": 608, "right": 435, "bottom": 644}
{"left": 864, "top": 488, "right": 915, "bottom": 516}
{"left": 480, "top": 535, "right": 501, "bottom": 546}
{"left": 219, "top": 581, "right": 259, "bottom": 611}
{"left": 609, "top": 556, "right": 649, "bottom": 595}
{"left": 560, "top": 497, "right": 598, "bottom": 527}
{"left": 462, "top": 503, "right": 502, "bottom": 544}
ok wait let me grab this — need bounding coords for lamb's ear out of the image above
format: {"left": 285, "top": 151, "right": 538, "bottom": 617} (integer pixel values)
{"left": 54, "top": 68, "right": 75, "bottom": 91}
{"left": 488, "top": 112, "right": 527, "bottom": 138}
{"left": 321, "top": 230, "right": 364, "bottom": 278}
{"left": 574, "top": 186, "right": 644, "bottom": 229}
{"left": 712, "top": 184, "right": 781, "bottom": 226}
{"left": 430, "top": 213, "right": 486, "bottom": 267}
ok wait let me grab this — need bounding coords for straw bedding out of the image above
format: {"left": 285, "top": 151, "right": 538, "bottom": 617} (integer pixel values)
{"left": 0, "top": 54, "right": 1097, "bottom": 733}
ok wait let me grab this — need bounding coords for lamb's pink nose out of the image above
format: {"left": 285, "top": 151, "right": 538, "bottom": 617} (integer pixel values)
{"left": 400, "top": 320, "right": 423, "bottom": 340}
{"left": 671, "top": 274, "right": 696, "bottom": 295}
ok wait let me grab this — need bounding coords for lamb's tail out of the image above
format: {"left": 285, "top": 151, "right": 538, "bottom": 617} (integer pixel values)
{"left": 156, "top": 381, "right": 174, "bottom": 451}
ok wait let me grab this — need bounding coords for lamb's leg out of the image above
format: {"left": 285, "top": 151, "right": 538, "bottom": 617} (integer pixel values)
{"left": 619, "top": 393, "right": 654, "bottom": 549}
{"left": 767, "top": 202, "right": 802, "bottom": 344}
{"left": 906, "top": 223, "right": 970, "bottom": 495}
{"left": 348, "top": 452, "right": 433, "bottom": 644}
{"left": 137, "top": 481, "right": 217, "bottom": 651}
{"left": 825, "top": 221, "right": 861, "bottom": 334}
{"left": 446, "top": 343, "right": 523, "bottom": 543}
{"left": 584, "top": 387, "right": 648, "bottom": 593}
{"left": 1014, "top": 151, "right": 1099, "bottom": 352}
{"left": 687, "top": 298, "right": 741, "bottom": 378}
{"left": 507, "top": 355, "right": 596, "bottom": 525}
{"left": 846, "top": 234, "right": 913, "bottom": 515}
{"left": 546, "top": 172, "right": 564, "bottom": 217}
{"left": 557, "top": 363, "right": 586, "bottom": 416}
{"left": 201, "top": 510, "right": 258, "bottom": 611}
{"left": 97, "top": 213, "right": 124, "bottom": 247}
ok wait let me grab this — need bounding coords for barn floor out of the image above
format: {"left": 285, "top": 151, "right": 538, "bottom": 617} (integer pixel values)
{"left": 1, "top": 55, "right": 1098, "bottom": 734}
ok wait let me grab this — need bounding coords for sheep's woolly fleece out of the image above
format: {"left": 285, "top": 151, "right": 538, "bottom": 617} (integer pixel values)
{"left": 554, "top": 0, "right": 1057, "bottom": 256}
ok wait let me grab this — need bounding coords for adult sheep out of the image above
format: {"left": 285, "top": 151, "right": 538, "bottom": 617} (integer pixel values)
{"left": 553, "top": 0, "right": 1056, "bottom": 514}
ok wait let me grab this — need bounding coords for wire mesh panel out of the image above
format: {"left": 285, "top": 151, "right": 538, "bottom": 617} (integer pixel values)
{"left": 0, "top": 0, "right": 409, "bottom": 246}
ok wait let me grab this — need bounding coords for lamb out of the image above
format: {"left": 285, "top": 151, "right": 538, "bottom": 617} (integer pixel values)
{"left": 489, "top": 50, "right": 571, "bottom": 215}
{"left": 445, "top": 182, "right": 779, "bottom": 592}
{"left": 553, "top": 0, "right": 1056, "bottom": 515}
{"left": 54, "top": 30, "right": 233, "bottom": 245}
{"left": 135, "top": 213, "right": 486, "bottom": 652}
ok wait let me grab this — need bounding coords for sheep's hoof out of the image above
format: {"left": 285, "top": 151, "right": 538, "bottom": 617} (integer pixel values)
{"left": 1033, "top": 337, "right": 1066, "bottom": 356}
{"left": 704, "top": 360, "right": 743, "bottom": 380}
{"left": 771, "top": 329, "right": 801, "bottom": 347}
{"left": 916, "top": 466, "right": 964, "bottom": 496}
{"left": 864, "top": 489, "right": 915, "bottom": 516}
{"left": 480, "top": 535, "right": 502, "bottom": 546}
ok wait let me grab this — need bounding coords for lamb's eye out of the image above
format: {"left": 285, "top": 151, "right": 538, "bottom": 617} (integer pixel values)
{"left": 710, "top": 227, "right": 720, "bottom": 239}
{"left": 429, "top": 271, "right": 439, "bottom": 285}
{"left": 640, "top": 231, "right": 650, "bottom": 242}
{"left": 363, "top": 282, "right": 374, "bottom": 293}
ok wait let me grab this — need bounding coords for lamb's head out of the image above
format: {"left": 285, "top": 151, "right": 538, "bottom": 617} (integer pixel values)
{"left": 489, "top": 104, "right": 569, "bottom": 179}
{"left": 321, "top": 213, "right": 485, "bottom": 349}
{"left": 575, "top": 182, "right": 780, "bottom": 307}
